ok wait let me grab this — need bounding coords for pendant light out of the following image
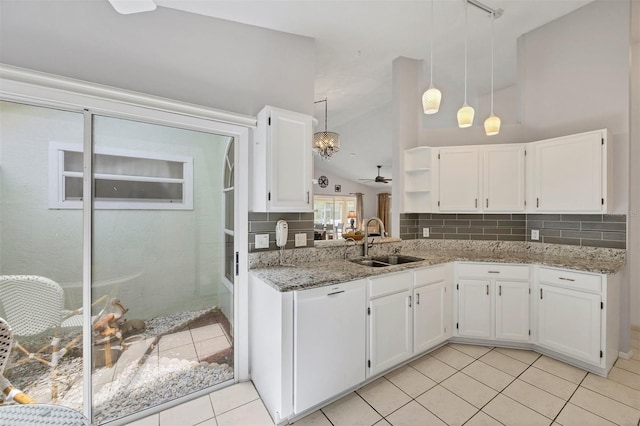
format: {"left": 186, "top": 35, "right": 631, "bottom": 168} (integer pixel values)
{"left": 457, "top": 0, "right": 474, "bottom": 128}
{"left": 313, "top": 98, "right": 340, "bottom": 159}
{"left": 484, "top": 11, "right": 501, "bottom": 135}
{"left": 422, "top": 0, "right": 441, "bottom": 114}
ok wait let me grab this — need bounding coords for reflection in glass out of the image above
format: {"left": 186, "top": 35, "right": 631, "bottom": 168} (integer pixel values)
{"left": 0, "top": 101, "right": 85, "bottom": 409}
{"left": 91, "top": 116, "right": 234, "bottom": 424}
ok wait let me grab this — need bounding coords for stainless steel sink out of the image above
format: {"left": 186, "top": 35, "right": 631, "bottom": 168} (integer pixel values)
{"left": 349, "top": 254, "right": 424, "bottom": 267}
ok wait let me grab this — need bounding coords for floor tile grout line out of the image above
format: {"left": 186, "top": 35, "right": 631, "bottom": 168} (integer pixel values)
{"left": 548, "top": 370, "right": 621, "bottom": 426}
{"left": 493, "top": 346, "right": 543, "bottom": 366}
{"left": 579, "top": 378, "right": 640, "bottom": 412}
{"left": 211, "top": 395, "right": 261, "bottom": 418}
{"left": 464, "top": 358, "right": 547, "bottom": 424}
{"left": 411, "top": 383, "right": 472, "bottom": 426}
{"left": 461, "top": 409, "right": 507, "bottom": 426}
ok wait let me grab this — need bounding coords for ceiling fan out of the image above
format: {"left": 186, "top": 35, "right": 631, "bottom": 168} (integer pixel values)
{"left": 358, "top": 165, "right": 392, "bottom": 184}
{"left": 108, "top": 0, "right": 156, "bottom": 15}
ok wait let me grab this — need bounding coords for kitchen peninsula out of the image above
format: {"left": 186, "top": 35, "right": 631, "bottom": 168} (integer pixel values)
{"left": 249, "top": 239, "right": 625, "bottom": 424}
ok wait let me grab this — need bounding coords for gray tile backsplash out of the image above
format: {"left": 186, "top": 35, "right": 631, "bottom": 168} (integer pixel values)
{"left": 248, "top": 212, "right": 314, "bottom": 252}
{"left": 250, "top": 212, "right": 626, "bottom": 252}
{"left": 400, "top": 213, "right": 526, "bottom": 243}
{"left": 400, "top": 213, "right": 626, "bottom": 249}
{"left": 525, "top": 213, "right": 626, "bottom": 249}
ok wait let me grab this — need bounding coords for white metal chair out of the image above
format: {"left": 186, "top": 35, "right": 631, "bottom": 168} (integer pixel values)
{"left": 0, "top": 404, "right": 91, "bottom": 425}
{"left": 0, "top": 275, "right": 107, "bottom": 401}
{"left": 0, "top": 318, "right": 35, "bottom": 404}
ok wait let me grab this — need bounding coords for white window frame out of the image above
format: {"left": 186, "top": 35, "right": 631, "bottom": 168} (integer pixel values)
{"left": 48, "top": 141, "right": 194, "bottom": 210}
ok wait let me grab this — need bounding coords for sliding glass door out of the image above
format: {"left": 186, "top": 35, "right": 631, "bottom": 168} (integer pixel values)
{"left": 0, "top": 100, "right": 242, "bottom": 424}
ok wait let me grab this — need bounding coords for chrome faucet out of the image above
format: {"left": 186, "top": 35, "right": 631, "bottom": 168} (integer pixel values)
{"left": 363, "top": 216, "right": 387, "bottom": 258}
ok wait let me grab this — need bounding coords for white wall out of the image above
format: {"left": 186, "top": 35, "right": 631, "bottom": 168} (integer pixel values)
{"left": 0, "top": 1, "right": 315, "bottom": 117}
{"left": 0, "top": 101, "right": 229, "bottom": 319}
{"left": 630, "top": 0, "right": 640, "bottom": 327}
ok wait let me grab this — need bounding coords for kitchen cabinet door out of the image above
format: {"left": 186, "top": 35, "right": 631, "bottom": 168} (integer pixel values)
{"left": 537, "top": 284, "right": 601, "bottom": 365}
{"left": 495, "top": 280, "right": 529, "bottom": 342}
{"left": 483, "top": 145, "right": 526, "bottom": 212}
{"left": 531, "top": 130, "right": 604, "bottom": 212}
{"left": 294, "top": 280, "right": 366, "bottom": 413}
{"left": 253, "top": 106, "right": 313, "bottom": 212}
{"left": 414, "top": 281, "right": 449, "bottom": 353}
{"left": 457, "top": 279, "right": 492, "bottom": 339}
{"left": 368, "top": 289, "right": 413, "bottom": 376}
{"left": 438, "top": 147, "right": 481, "bottom": 212}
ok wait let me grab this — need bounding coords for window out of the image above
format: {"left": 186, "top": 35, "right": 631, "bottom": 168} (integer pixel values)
{"left": 313, "top": 195, "right": 356, "bottom": 240}
{"left": 49, "top": 142, "right": 193, "bottom": 209}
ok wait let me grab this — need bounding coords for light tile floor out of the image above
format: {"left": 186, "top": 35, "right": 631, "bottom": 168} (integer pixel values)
{"left": 130, "top": 336, "right": 640, "bottom": 426}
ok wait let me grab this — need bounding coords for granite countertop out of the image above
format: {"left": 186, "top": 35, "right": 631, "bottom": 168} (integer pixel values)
{"left": 250, "top": 242, "right": 625, "bottom": 292}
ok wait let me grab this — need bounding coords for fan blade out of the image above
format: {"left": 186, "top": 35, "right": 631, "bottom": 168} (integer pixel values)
{"left": 109, "top": 0, "right": 156, "bottom": 14}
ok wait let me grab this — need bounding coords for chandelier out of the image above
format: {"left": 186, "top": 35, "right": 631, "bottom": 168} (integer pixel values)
{"left": 313, "top": 98, "right": 340, "bottom": 159}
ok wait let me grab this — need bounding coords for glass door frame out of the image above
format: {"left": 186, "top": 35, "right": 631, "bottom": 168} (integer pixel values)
{"left": 1, "top": 68, "right": 250, "bottom": 423}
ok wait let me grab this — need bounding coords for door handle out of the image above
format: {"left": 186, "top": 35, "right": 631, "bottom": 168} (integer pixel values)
{"left": 416, "top": 293, "right": 420, "bottom": 305}
{"left": 475, "top": 198, "right": 478, "bottom": 208}
{"left": 327, "top": 290, "right": 345, "bottom": 296}
{"left": 540, "top": 288, "right": 543, "bottom": 299}
{"left": 307, "top": 191, "right": 310, "bottom": 204}
{"left": 408, "top": 296, "right": 412, "bottom": 308}
{"left": 499, "top": 285, "right": 502, "bottom": 296}
{"left": 486, "top": 285, "right": 489, "bottom": 295}
{"left": 486, "top": 198, "right": 489, "bottom": 208}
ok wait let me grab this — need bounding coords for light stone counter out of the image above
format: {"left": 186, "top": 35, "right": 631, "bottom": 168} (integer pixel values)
{"left": 249, "top": 240, "right": 625, "bottom": 292}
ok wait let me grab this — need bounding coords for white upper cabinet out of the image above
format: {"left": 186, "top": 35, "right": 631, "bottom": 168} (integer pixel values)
{"left": 252, "top": 106, "right": 313, "bottom": 212}
{"left": 406, "top": 128, "right": 609, "bottom": 214}
{"left": 438, "top": 146, "right": 481, "bottom": 212}
{"left": 436, "top": 145, "right": 525, "bottom": 213}
{"left": 529, "top": 129, "right": 609, "bottom": 213}
{"left": 483, "top": 144, "right": 526, "bottom": 212}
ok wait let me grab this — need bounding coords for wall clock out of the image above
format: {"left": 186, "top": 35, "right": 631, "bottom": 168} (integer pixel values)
{"left": 318, "top": 175, "right": 329, "bottom": 188}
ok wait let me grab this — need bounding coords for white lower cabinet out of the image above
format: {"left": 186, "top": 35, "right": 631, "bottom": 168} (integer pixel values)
{"left": 495, "top": 281, "right": 530, "bottom": 341}
{"left": 534, "top": 266, "right": 618, "bottom": 371}
{"left": 368, "top": 265, "right": 452, "bottom": 377}
{"left": 367, "top": 272, "right": 413, "bottom": 377}
{"left": 456, "top": 263, "right": 530, "bottom": 342}
{"left": 414, "top": 280, "right": 450, "bottom": 352}
{"left": 250, "top": 261, "right": 619, "bottom": 424}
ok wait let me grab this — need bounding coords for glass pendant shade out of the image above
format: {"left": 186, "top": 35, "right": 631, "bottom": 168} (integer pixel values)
{"left": 457, "top": 104, "right": 475, "bottom": 128}
{"left": 422, "top": 85, "right": 442, "bottom": 114}
{"left": 484, "top": 114, "right": 501, "bottom": 136}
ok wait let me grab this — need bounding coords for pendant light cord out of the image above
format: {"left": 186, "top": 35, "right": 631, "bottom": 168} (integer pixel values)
{"left": 324, "top": 98, "right": 328, "bottom": 132}
{"left": 314, "top": 98, "right": 329, "bottom": 132}
{"left": 463, "top": 0, "right": 468, "bottom": 105}
{"left": 490, "top": 12, "right": 495, "bottom": 115}
{"left": 429, "top": 0, "right": 434, "bottom": 86}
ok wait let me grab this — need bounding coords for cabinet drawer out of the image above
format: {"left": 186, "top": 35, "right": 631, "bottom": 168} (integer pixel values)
{"left": 369, "top": 272, "right": 413, "bottom": 299}
{"left": 414, "top": 265, "right": 446, "bottom": 286}
{"left": 457, "top": 263, "right": 529, "bottom": 280}
{"left": 538, "top": 267, "right": 601, "bottom": 293}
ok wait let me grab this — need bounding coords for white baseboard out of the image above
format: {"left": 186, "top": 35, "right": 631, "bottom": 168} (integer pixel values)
{"left": 619, "top": 350, "right": 634, "bottom": 360}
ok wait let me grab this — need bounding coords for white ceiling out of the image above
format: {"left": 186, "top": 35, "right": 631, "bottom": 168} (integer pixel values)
{"left": 156, "top": 0, "right": 592, "bottom": 186}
